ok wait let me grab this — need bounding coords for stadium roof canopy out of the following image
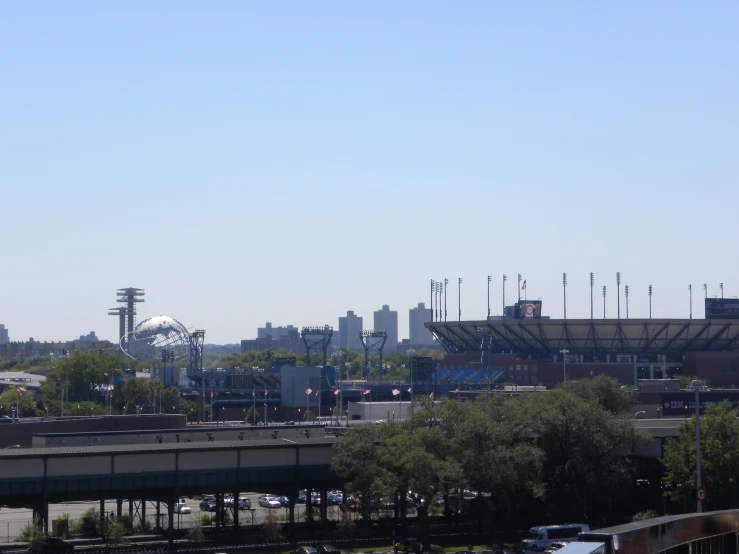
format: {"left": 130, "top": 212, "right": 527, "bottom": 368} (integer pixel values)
{"left": 426, "top": 318, "right": 739, "bottom": 357}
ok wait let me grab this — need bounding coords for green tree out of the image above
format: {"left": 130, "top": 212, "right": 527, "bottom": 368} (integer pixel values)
{"left": 559, "top": 375, "right": 636, "bottom": 414}
{"left": 41, "top": 351, "right": 120, "bottom": 412}
{"left": 662, "top": 400, "right": 739, "bottom": 511}
{"left": 0, "top": 386, "right": 39, "bottom": 417}
{"left": 245, "top": 405, "right": 260, "bottom": 424}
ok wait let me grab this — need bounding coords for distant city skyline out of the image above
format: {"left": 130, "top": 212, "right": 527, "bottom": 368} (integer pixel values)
{"left": 1, "top": 2, "right": 737, "bottom": 344}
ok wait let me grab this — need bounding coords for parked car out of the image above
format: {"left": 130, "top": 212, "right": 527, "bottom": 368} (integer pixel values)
{"left": 199, "top": 500, "right": 216, "bottom": 512}
{"left": 237, "top": 497, "right": 252, "bottom": 510}
{"left": 326, "top": 493, "right": 342, "bottom": 505}
{"left": 297, "top": 490, "right": 307, "bottom": 503}
{"left": 28, "top": 537, "right": 74, "bottom": 553}
{"left": 290, "top": 547, "right": 318, "bottom": 554}
{"left": 317, "top": 545, "right": 341, "bottom": 554}
{"left": 393, "top": 537, "right": 421, "bottom": 554}
{"left": 174, "top": 502, "right": 191, "bottom": 514}
{"left": 277, "top": 496, "right": 290, "bottom": 507}
{"left": 258, "top": 496, "right": 282, "bottom": 509}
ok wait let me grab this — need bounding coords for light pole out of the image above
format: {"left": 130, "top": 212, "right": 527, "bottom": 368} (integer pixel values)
{"left": 487, "top": 275, "right": 491, "bottom": 319}
{"left": 625, "top": 285, "right": 629, "bottom": 319}
{"left": 562, "top": 273, "right": 567, "bottom": 320}
{"left": 560, "top": 348, "right": 569, "bottom": 383}
{"left": 602, "top": 285, "right": 607, "bottom": 319}
{"left": 439, "top": 281, "right": 444, "bottom": 322}
{"left": 458, "top": 278, "right": 463, "bottom": 321}
{"left": 703, "top": 283, "right": 708, "bottom": 299}
{"left": 589, "top": 272, "right": 594, "bottom": 319}
{"left": 687, "top": 379, "right": 705, "bottom": 513}
{"left": 517, "top": 274, "right": 522, "bottom": 303}
{"left": 720, "top": 282, "right": 724, "bottom": 299}
{"left": 435, "top": 281, "right": 440, "bottom": 322}
{"left": 616, "top": 272, "right": 621, "bottom": 319}
{"left": 502, "top": 274, "right": 507, "bottom": 314}
{"left": 430, "top": 279, "right": 434, "bottom": 322}
{"left": 444, "top": 278, "right": 448, "bottom": 321}
{"left": 649, "top": 285, "right": 653, "bottom": 319}
{"left": 689, "top": 284, "right": 693, "bottom": 319}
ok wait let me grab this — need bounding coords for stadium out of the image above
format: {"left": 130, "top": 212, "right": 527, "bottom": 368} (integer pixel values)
{"left": 425, "top": 298, "right": 739, "bottom": 389}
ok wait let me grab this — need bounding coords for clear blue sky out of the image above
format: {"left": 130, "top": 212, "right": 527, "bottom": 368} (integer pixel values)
{"left": 1, "top": 1, "right": 738, "bottom": 344}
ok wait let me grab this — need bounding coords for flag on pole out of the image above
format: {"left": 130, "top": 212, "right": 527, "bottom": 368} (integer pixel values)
{"left": 251, "top": 389, "right": 255, "bottom": 397}
{"left": 407, "top": 387, "right": 412, "bottom": 393}
{"left": 315, "top": 390, "right": 320, "bottom": 397}
{"left": 333, "top": 389, "right": 340, "bottom": 396}
{"left": 361, "top": 389, "right": 370, "bottom": 395}
{"left": 522, "top": 280, "right": 527, "bottom": 290}
{"left": 392, "top": 388, "right": 400, "bottom": 396}
{"left": 453, "top": 388, "right": 460, "bottom": 393}
{"left": 264, "top": 389, "right": 268, "bottom": 396}
{"left": 210, "top": 391, "right": 214, "bottom": 397}
{"left": 18, "top": 387, "right": 26, "bottom": 393}
{"left": 429, "top": 392, "right": 434, "bottom": 399}
{"left": 305, "top": 388, "right": 313, "bottom": 395}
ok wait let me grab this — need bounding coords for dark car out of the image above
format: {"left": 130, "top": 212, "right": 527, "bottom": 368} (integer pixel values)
{"left": 290, "top": 547, "right": 318, "bottom": 554}
{"left": 29, "top": 537, "right": 74, "bottom": 553}
{"left": 277, "top": 495, "right": 290, "bottom": 507}
{"left": 394, "top": 537, "right": 421, "bottom": 554}
{"left": 199, "top": 500, "right": 216, "bottom": 512}
{"left": 317, "top": 546, "right": 341, "bottom": 554}
{"left": 297, "top": 490, "right": 307, "bottom": 503}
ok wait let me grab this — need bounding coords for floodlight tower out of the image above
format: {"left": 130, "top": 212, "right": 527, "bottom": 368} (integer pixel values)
{"left": 359, "top": 330, "right": 388, "bottom": 380}
{"left": 108, "top": 307, "right": 127, "bottom": 347}
{"left": 116, "top": 288, "right": 144, "bottom": 349}
{"left": 301, "top": 326, "right": 334, "bottom": 367}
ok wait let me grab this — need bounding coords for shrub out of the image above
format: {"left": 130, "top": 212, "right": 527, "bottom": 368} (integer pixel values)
{"left": 72, "top": 508, "right": 99, "bottom": 537}
{"left": 188, "top": 520, "right": 204, "bottom": 543}
{"left": 200, "top": 514, "right": 213, "bottom": 526}
{"left": 632, "top": 510, "right": 660, "bottom": 522}
{"left": 18, "top": 518, "right": 44, "bottom": 542}
{"left": 262, "top": 511, "right": 283, "bottom": 542}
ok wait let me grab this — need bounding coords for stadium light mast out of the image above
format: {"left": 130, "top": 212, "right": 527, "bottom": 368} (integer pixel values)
{"left": 602, "top": 285, "right": 607, "bottom": 319}
{"left": 649, "top": 285, "right": 653, "bottom": 319}
{"left": 502, "top": 274, "right": 507, "bottom": 314}
{"left": 430, "top": 279, "right": 434, "bottom": 322}
{"left": 720, "top": 282, "right": 724, "bottom": 299}
{"left": 589, "top": 272, "right": 594, "bottom": 319}
{"left": 624, "top": 285, "right": 629, "bottom": 319}
{"left": 435, "top": 281, "right": 440, "bottom": 322}
{"left": 560, "top": 348, "right": 569, "bottom": 383}
{"left": 562, "top": 273, "right": 567, "bottom": 320}
{"left": 439, "top": 281, "right": 444, "bottom": 322}
{"left": 487, "top": 275, "right": 492, "bottom": 319}
{"left": 616, "top": 272, "right": 621, "bottom": 319}
{"left": 689, "top": 284, "right": 693, "bottom": 319}
{"left": 517, "top": 274, "right": 522, "bottom": 302}
{"left": 458, "top": 277, "right": 463, "bottom": 321}
{"left": 444, "top": 278, "right": 448, "bottom": 321}
{"left": 703, "top": 283, "right": 708, "bottom": 299}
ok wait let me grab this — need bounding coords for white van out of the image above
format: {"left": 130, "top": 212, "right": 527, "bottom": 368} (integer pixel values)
{"left": 521, "top": 524, "right": 590, "bottom": 551}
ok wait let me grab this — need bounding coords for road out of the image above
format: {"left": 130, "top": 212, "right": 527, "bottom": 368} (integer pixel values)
{"left": 0, "top": 493, "right": 346, "bottom": 543}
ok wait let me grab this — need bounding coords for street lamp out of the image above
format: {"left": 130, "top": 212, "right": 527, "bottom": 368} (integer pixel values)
{"left": 562, "top": 273, "right": 567, "bottom": 320}
{"left": 649, "top": 285, "right": 653, "bottom": 319}
{"left": 686, "top": 379, "right": 708, "bottom": 513}
{"left": 560, "top": 348, "right": 569, "bottom": 383}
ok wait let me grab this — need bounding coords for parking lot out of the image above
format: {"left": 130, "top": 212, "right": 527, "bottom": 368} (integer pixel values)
{"left": 0, "top": 492, "right": 346, "bottom": 543}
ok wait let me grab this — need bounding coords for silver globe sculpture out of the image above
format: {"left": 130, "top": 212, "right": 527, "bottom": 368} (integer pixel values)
{"left": 121, "top": 315, "right": 191, "bottom": 362}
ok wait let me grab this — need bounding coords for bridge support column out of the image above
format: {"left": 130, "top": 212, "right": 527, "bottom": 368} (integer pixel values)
{"left": 320, "top": 488, "right": 327, "bottom": 522}
{"left": 156, "top": 501, "right": 161, "bottom": 529}
{"left": 649, "top": 363, "right": 654, "bottom": 379}
{"left": 167, "top": 492, "right": 175, "bottom": 548}
{"left": 116, "top": 498, "right": 122, "bottom": 519}
{"left": 306, "top": 489, "right": 313, "bottom": 524}
{"left": 41, "top": 498, "right": 48, "bottom": 535}
{"left": 233, "top": 490, "right": 239, "bottom": 531}
{"left": 100, "top": 499, "right": 105, "bottom": 537}
{"left": 289, "top": 499, "right": 295, "bottom": 541}
{"left": 128, "top": 499, "right": 133, "bottom": 520}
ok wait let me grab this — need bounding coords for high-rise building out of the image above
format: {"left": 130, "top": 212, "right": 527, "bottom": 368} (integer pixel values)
{"left": 257, "top": 322, "right": 298, "bottom": 340}
{"left": 338, "top": 310, "right": 363, "bottom": 352}
{"left": 409, "top": 302, "right": 433, "bottom": 346}
{"left": 374, "top": 305, "right": 398, "bottom": 354}
{"left": 0, "top": 324, "right": 8, "bottom": 345}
